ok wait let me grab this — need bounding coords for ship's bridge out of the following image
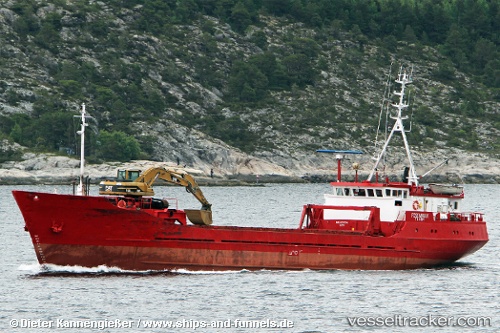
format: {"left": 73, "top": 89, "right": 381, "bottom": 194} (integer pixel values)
{"left": 324, "top": 183, "right": 463, "bottom": 222}
{"left": 324, "top": 183, "right": 413, "bottom": 222}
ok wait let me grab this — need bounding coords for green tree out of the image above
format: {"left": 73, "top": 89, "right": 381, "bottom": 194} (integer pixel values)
{"left": 97, "top": 130, "right": 141, "bottom": 162}
{"left": 282, "top": 54, "right": 316, "bottom": 87}
{"left": 263, "top": 0, "right": 290, "bottom": 16}
{"left": 458, "top": 0, "right": 490, "bottom": 42}
{"left": 418, "top": 1, "right": 449, "bottom": 44}
{"left": 95, "top": 86, "right": 117, "bottom": 110}
{"left": 250, "top": 30, "right": 268, "bottom": 49}
{"left": 289, "top": 37, "right": 320, "bottom": 59}
{"left": 442, "top": 24, "right": 469, "bottom": 69}
{"left": 228, "top": 61, "right": 268, "bottom": 102}
{"left": 59, "top": 80, "right": 82, "bottom": 98}
{"left": 433, "top": 60, "right": 455, "bottom": 81}
{"left": 230, "top": 2, "right": 252, "bottom": 33}
{"left": 11, "top": 2, "right": 39, "bottom": 36}
{"left": 483, "top": 60, "right": 500, "bottom": 88}
{"left": 175, "top": 0, "right": 199, "bottom": 22}
{"left": 471, "top": 38, "right": 497, "bottom": 75}
{"left": 248, "top": 53, "right": 280, "bottom": 88}
{"left": 26, "top": 112, "right": 75, "bottom": 150}
{"left": 403, "top": 25, "right": 417, "bottom": 43}
{"left": 57, "top": 61, "right": 82, "bottom": 81}
{"left": 34, "top": 14, "right": 62, "bottom": 52}
{"left": 32, "top": 96, "right": 67, "bottom": 118}
{"left": 10, "top": 123, "right": 23, "bottom": 143}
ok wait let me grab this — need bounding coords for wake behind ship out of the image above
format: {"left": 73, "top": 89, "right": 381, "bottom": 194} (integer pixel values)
{"left": 13, "top": 67, "right": 488, "bottom": 271}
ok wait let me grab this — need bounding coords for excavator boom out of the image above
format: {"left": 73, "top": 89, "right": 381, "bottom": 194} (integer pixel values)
{"left": 135, "top": 167, "right": 211, "bottom": 210}
{"left": 99, "top": 167, "right": 212, "bottom": 225}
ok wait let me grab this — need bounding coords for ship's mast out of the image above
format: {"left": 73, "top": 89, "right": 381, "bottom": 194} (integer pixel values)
{"left": 368, "top": 66, "right": 418, "bottom": 185}
{"left": 76, "top": 103, "right": 88, "bottom": 195}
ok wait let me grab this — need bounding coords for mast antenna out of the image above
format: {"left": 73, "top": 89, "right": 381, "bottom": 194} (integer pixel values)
{"left": 76, "top": 104, "right": 87, "bottom": 195}
{"left": 368, "top": 64, "right": 418, "bottom": 185}
{"left": 374, "top": 62, "right": 393, "bottom": 152}
{"left": 74, "top": 104, "right": 97, "bottom": 195}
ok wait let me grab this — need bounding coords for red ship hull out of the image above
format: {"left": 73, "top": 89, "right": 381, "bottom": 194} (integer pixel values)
{"left": 13, "top": 190, "right": 488, "bottom": 271}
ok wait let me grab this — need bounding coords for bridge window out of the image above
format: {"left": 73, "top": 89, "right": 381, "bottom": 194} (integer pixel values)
{"left": 376, "top": 189, "right": 383, "bottom": 197}
{"left": 344, "top": 188, "right": 351, "bottom": 196}
{"left": 354, "top": 189, "right": 366, "bottom": 196}
{"left": 391, "top": 190, "right": 405, "bottom": 197}
{"left": 367, "top": 189, "right": 374, "bottom": 197}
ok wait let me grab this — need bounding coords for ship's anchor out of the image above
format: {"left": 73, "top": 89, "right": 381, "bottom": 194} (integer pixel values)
{"left": 51, "top": 220, "right": 64, "bottom": 233}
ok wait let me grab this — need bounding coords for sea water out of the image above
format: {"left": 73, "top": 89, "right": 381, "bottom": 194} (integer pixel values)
{"left": 0, "top": 184, "right": 498, "bottom": 332}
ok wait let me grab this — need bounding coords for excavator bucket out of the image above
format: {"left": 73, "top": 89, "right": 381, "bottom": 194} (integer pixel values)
{"left": 185, "top": 209, "right": 213, "bottom": 226}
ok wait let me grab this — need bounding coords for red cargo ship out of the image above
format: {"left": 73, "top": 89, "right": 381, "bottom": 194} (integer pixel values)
{"left": 13, "top": 68, "right": 488, "bottom": 270}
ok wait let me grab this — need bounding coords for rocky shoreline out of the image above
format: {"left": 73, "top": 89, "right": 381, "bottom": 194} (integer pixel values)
{"left": 1, "top": 150, "right": 499, "bottom": 186}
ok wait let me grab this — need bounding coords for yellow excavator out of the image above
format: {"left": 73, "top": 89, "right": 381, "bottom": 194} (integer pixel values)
{"left": 99, "top": 167, "right": 212, "bottom": 225}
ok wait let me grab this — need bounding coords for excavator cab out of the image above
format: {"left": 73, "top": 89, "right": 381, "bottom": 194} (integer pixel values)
{"left": 117, "top": 169, "right": 141, "bottom": 181}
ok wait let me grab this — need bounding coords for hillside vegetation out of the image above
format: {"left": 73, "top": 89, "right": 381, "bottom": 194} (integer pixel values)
{"left": 0, "top": 0, "right": 499, "bottom": 167}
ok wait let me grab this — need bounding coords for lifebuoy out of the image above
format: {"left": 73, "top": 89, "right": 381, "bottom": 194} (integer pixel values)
{"left": 118, "top": 199, "right": 126, "bottom": 208}
{"left": 412, "top": 200, "right": 420, "bottom": 210}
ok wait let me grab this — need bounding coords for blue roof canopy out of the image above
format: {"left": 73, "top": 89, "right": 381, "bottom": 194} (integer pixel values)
{"left": 316, "top": 149, "right": 363, "bottom": 154}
